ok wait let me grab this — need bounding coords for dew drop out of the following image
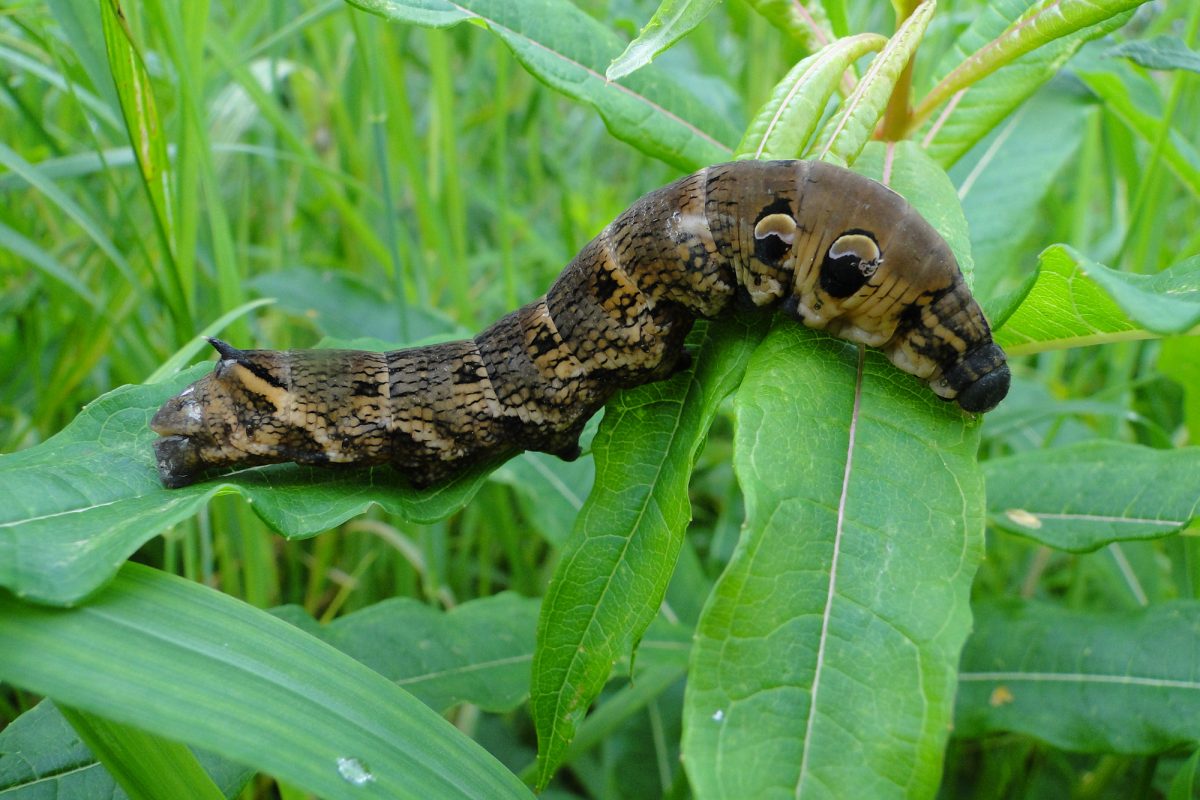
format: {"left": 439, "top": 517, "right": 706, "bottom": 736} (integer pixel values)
{"left": 337, "top": 756, "right": 375, "bottom": 786}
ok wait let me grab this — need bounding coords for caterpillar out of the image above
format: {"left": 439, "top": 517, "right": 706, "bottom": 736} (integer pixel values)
{"left": 151, "top": 159, "right": 1009, "bottom": 489}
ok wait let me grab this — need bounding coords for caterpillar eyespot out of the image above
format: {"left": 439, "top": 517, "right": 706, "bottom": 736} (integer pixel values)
{"left": 151, "top": 159, "right": 1010, "bottom": 489}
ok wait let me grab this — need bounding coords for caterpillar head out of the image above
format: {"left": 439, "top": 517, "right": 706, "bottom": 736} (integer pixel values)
{"left": 761, "top": 161, "right": 1010, "bottom": 413}
{"left": 150, "top": 339, "right": 297, "bottom": 487}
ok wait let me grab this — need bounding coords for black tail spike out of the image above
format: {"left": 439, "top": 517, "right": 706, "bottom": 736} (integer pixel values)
{"left": 207, "top": 337, "right": 248, "bottom": 364}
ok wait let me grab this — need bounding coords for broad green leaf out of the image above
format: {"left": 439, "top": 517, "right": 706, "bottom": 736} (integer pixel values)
{"left": 0, "top": 363, "right": 492, "bottom": 606}
{"left": 684, "top": 324, "right": 984, "bottom": 799}
{"left": 1107, "top": 35, "right": 1200, "bottom": 74}
{"left": 0, "top": 700, "right": 254, "bottom": 798}
{"left": 683, "top": 144, "right": 983, "bottom": 799}
{"left": 914, "top": 0, "right": 1150, "bottom": 135}
{"left": 984, "top": 441, "right": 1200, "bottom": 552}
{"left": 530, "top": 315, "right": 769, "bottom": 789}
{"left": 321, "top": 593, "right": 540, "bottom": 713}
{"left": 745, "top": 0, "right": 837, "bottom": 53}
{"left": 100, "top": 0, "right": 188, "bottom": 321}
{"left": 736, "top": 33, "right": 886, "bottom": 160}
{"left": 0, "top": 564, "right": 533, "bottom": 799}
{"left": 918, "top": 0, "right": 1135, "bottom": 168}
{"left": 58, "top": 706, "right": 225, "bottom": 800}
{"left": 993, "top": 247, "right": 1200, "bottom": 355}
{"left": 606, "top": 0, "right": 722, "bottom": 81}
{"left": 347, "top": 0, "right": 737, "bottom": 170}
{"left": 287, "top": 592, "right": 691, "bottom": 714}
{"left": 957, "top": 600, "right": 1200, "bottom": 754}
{"left": 1074, "top": 62, "right": 1200, "bottom": 198}
{"left": 811, "top": 0, "right": 937, "bottom": 165}
{"left": 952, "top": 85, "right": 1092, "bottom": 301}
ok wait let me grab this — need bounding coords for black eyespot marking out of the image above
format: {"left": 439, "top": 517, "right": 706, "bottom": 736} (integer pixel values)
{"left": 754, "top": 212, "right": 798, "bottom": 264}
{"left": 819, "top": 231, "right": 881, "bottom": 299}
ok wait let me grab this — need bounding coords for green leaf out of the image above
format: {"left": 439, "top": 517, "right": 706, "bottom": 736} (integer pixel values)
{"left": 0, "top": 364, "right": 492, "bottom": 606}
{"left": 951, "top": 85, "right": 1092, "bottom": 300}
{"left": 682, "top": 143, "right": 984, "bottom": 798}
{"left": 0, "top": 700, "right": 254, "bottom": 798}
{"left": 347, "top": 0, "right": 737, "bottom": 170}
{"left": 1107, "top": 35, "right": 1200, "bottom": 74}
{"left": 957, "top": 600, "right": 1200, "bottom": 754}
{"left": 744, "top": 0, "right": 837, "bottom": 52}
{"left": 605, "top": 0, "right": 722, "bottom": 81}
{"left": 100, "top": 0, "right": 188, "bottom": 323}
{"left": 57, "top": 706, "right": 226, "bottom": 800}
{"left": 321, "top": 593, "right": 540, "bottom": 713}
{"left": 811, "top": 0, "right": 937, "bottom": 165}
{"left": 914, "top": 0, "right": 1151, "bottom": 135}
{"left": 984, "top": 441, "right": 1200, "bottom": 552}
{"left": 0, "top": 564, "right": 533, "bottom": 799}
{"left": 247, "top": 267, "right": 459, "bottom": 343}
{"left": 1074, "top": 61, "right": 1200, "bottom": 198}
{"left": 993, "top": 246, "right": 1200, "bottom": 355}
{"left": 1169, "top": 748, "right": 1200, "bottom": 800}
{"left": 736, "top": 33, "right": 887, "bottom": 160}
{"left": 918, "top": 0, "right": 1134, "bottom": 168}
{"left": 683, "top": 324, "right": 984, "bottom": 798}
{"left": 530, "top": 316, "right": 769, "bottom": 789}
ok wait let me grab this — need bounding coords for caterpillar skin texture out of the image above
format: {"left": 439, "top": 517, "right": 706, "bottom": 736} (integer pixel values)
{"left": 151, "top": 160, "right": 1010, "bottom": 489}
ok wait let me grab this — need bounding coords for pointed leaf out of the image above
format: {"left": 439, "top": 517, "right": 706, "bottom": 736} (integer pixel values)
{"left": 347, "top": 0, "right": 736, "bottom": 170}
{"left": 100, "top": 0, "right": 187, "bottom": 321}
{"left": 993, "top": 247, "right": 1200, "bottom": 355}
{"left": 744, "top": 0, "right": 837, "bottom": 53}
{"left": 530, "top": 316, "right": 769, "bottom": 788}
{"left": 984, "top": 441, "right": 1200, "bottom": 552}
{"left": 1107, "top": 35, "right": 1200, "bottom": 73}
{"left": 914, "top": 0, "right": 1151, "bottom": 133}
{"left": 958, "top": 600, "right": 1200, "bottom": 754}
{"left": 736, "top": 33, "right": 886, "bottom": 160}
{"left": 918, "top": 0, "right": 1135, "bottom": 167}
{"left": 0, "top": 701, "right": 254, "bottom": 798}
{"left": 683, "top": 324, "right": 984, "bottom": 798}
{"left": 57, "top": 706, "right": 226, "bottom": 800}
{"left": 606, "top": 0, "right": 722, "bottom": 81}
{"left": 0, "top": 564, "right": 533, "bottom": 799}
{"left": 812, "top": 0, "right": 937, "bottom": 165}
{"left": 682, "top": 142, "right": 983, "bottom": 799}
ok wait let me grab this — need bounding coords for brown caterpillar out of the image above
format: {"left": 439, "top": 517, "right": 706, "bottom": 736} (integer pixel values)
{"left": 151, "top": 160, "right": 1009, "bottom": 489}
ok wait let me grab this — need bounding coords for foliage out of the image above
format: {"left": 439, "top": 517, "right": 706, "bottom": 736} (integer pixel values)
{"left": 2, "top": 0, "right": 1199, "bottom": 798}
